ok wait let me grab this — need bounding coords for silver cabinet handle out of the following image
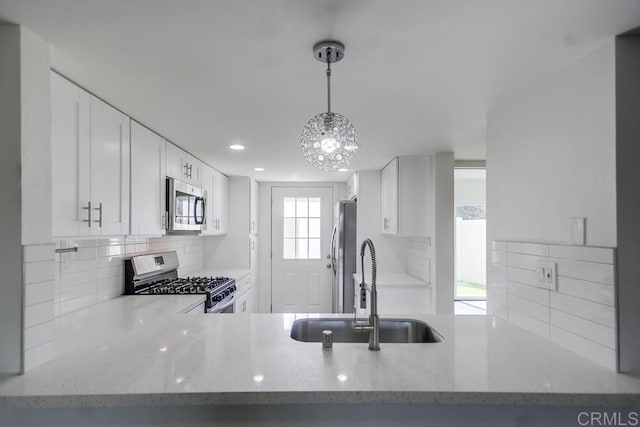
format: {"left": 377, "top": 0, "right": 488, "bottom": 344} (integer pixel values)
{"left": 383, "top": 217, "right": 389, "bottom": 230}
{"left": 93, "top": 202, "right": 103, "bottom": 227}
{"left": 83, "top": 201, "right": 92, "bottom": 228}
{"left": 188, "top": 164, "right": 193, "bottom": 179}
{"left": 326, "top": 263, "right": 332, "bottom": 269}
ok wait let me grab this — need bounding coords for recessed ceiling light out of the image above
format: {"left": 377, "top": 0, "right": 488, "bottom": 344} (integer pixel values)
{"left": 229, "top": 144, "right": 245, "bottom": 151}
{"left": 337, "top": 168, "right": 349, "bottom": 172}
{"left": 253, "top": 167, "right": 265, "bottom": 172}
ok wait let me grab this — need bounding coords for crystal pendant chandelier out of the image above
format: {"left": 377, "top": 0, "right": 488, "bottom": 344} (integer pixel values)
{"left": 300, "top": 41, "right": 358, "bottom": 171}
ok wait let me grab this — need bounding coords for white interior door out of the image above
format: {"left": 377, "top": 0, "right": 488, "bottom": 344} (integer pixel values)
{"left": 271, "top": 187, "right": 333, "bottom": 313}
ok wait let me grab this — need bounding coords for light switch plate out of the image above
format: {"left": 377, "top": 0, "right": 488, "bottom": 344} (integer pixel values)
{"left": 536, "top": 261, "right": 557, "bottom": 290}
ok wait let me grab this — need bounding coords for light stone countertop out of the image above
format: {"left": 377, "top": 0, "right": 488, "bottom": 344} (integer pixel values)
{"left": 353, "top": 272, "right": 429, "bottom": 288}
{"left": 1, "top": 295, "right": 640, "bottom": 408}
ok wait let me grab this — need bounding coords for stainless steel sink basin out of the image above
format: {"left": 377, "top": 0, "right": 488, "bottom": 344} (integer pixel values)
{"left": 290, "top": 318, "right": 444, "bottom": 343}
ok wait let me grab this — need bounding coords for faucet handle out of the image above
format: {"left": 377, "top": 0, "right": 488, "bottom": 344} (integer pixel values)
{"left": 359, "top": 283, "right": 367, "bottom": 309}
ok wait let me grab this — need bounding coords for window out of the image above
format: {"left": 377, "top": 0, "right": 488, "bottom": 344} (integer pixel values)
{"left": 283, "top": 197, "right": 321, "bottom": 259}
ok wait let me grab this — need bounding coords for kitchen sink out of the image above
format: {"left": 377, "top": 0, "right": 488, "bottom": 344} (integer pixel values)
{"left": 290, "top": 318, "right": 444, "bottom": 344}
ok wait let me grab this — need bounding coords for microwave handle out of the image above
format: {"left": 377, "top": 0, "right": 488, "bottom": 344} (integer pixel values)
{"left": 194, "top": 197, "right": 205, "bottom": 225}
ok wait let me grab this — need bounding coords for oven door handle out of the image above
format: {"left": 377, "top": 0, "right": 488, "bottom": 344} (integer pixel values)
{"left": 210, "top": 294, "right": 236, "bottom": 313}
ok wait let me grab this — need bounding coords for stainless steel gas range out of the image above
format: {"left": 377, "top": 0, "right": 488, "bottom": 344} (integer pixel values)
{"left": 124, "top": 251, "right": 236, "bottom": 313}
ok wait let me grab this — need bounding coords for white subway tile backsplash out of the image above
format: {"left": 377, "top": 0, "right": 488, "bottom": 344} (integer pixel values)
{"left": 60, "top": 293, "right": 97, "bottom": 316}
{"left": 25, "top": 280, "right": 55, "bottom": 307}
{"left": 550, "top": 292, "right": 616, "bottom": 327}
{"left": 491, "top": 251, "right": 507, "bottom": 266}
{"left": 555, "top": 259, "right": 615, "bottom": 285}
{"left": 61, "top": 282, "right": 97, "bottom": 302}
{"left": 24, "top": 320, "right": 54, "bottom": 350}
{"left": 489, "top": 240, "right": 618, "bottom": 371}
{"left": 49, "top": 235, "right": 205, "bottom": 318}
{"left": 491, "top": 263, "right": 507, "bottom": 280}
{"left": 24, "top": 260, "right": 55, "bottom": 285}
{"left": 59, "top": 257, "right": 98, "bottom": 274}
{"left": 507, "top": 266, "right": 535, "bottom": 286}
{"left": 507, "top": 252, "right": 542, "bottom": 271}
{"left": 492, "top": 241, "right": 507, "bottom": 252}
{"left": 550, "top": 309, "right": 615, "bottom": 349}
{"left": 508, "top": 294, "right": 549, "bottom": 322}
{"left": 549, "top": 245, "right": 614, "bottom": 265}
{"left": 507, "top": 242, "right": 548, "bottom": 257}
{"left": 489, "top": 276, "right": 507, "bottom": 293}
{"left": 507, "top": 281, "right": 549, "bottom": 307}
{"left": 24, "top": 244, "right": 55, "bottom": 263}
{"left": 550, "top": 326, "right": 616, "bottom": 371}
{"left": 487, "top": 288, "right": 507, "bottom": 307}
{"left": 60, "top": 269, "right": 97, "bottom": 288}
{"left": 508, "top": 309, "right": 549, "bottom": 339}
{"left": 24, "top": 301, "right": 54, "bottom": 328}
{"left": 556, "top": 276, "right": 615, "bottom": 306}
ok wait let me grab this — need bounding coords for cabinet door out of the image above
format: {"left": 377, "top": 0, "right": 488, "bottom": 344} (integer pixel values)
{"left": 165, "top": 142, "right": 185, "bottom": 180}
{"left": 130, "top": 122, "right": 166, "bottom": 235}
{"left": 51, "top": 73, "right": 91, "bottom": 237}
{"left": 184, "top": 154, "right": 202, "bottom": 187}
{"left": 90, "top": 96, "right": 130, "bottom": 236}
{"left": 213, "top": 170, "right": 229, "bottom": 234}
{"left": 200, "top": 164, "right": 216, "bottom": 235}
{"left": 381, "top": 157, "right": 398, "bottom": 234}
{"left": 250, "top": 179, "right": 258, "bottom": 234}
{"left": 250, "top": 236, "right": 258, "bottom": 271}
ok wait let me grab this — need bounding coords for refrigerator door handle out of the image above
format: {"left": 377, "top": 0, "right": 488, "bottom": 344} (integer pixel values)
{"left": 330, "top": 225, "right": 337, "bottom": 274}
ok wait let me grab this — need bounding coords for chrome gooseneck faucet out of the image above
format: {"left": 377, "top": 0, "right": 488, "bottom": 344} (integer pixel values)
{"left": 353, "top": 238, "right": 380, "bottom": 351}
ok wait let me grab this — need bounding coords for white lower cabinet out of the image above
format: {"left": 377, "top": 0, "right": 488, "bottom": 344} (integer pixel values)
{"left": 234, "top": 274, "right": 254, "bottom": 313}
{"left": 51, "top": 72, "right": 130, "bottom": 237}
{"left": 130, "top": 121, "right": 166, "bottom": 235}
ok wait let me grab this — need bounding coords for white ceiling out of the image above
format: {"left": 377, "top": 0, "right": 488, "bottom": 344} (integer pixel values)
{"left": 1, "top": 1, "right": 639, "bottom": 182}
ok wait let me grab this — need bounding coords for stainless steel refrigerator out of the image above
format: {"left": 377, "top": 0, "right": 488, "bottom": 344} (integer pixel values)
{"left": 331, "top": 200, "right": 357, "bottom": 313}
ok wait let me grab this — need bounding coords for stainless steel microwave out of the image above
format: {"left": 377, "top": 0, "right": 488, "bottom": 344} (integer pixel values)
{"left": 166, "top": 177, "right": 205, "bottom": 233}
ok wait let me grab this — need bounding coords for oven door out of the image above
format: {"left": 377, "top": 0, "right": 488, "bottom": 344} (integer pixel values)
{"left": 208, "top": 293, "right": 235, "bottom": 313}
{"left": 167, "top": 178, "right": 205, "bottom": 232}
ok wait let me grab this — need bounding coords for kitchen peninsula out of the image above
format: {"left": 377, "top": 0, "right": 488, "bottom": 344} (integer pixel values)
{"left": 1, "top": 295, "right": 639, "bottom": 410}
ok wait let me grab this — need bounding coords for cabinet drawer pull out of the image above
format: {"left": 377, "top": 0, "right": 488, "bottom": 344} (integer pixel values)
{"left": 93, "top": 202, "right": 103, "bottom": 227}
{"left": 83, "top": 201, "right": 92, "bottom": 228}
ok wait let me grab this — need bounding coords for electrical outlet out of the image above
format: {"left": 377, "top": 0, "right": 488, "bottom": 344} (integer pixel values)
{"left": 536, "top": 261, "right": 557, "bottom": 290}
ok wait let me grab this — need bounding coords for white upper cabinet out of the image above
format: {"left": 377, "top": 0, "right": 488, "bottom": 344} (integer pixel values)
{"left": 227, "top": 176, "right": 258, "bottom": 236}
{"left": 381, "top": 158, "right": 399, "bottom": 234}
{"left": 201, "top": 164, "right": 228, "bottom": 235}
{"left": 90, "top": 97, "right": 130, "bottom": 235}
{"left": 212, "top": 168, "right": 229, "bottom": 234}
{"left": 381, "top": 156, "right": 431, "bottom": 237}
{"left": 51, "top": 72, "right": 130, "bottom": 237}
{"left": 130, "top": 121, "right": 166, "bottom": 236}
{"left": 250, "top": 178, "right": 258, "bottom": 235}
{"left": 166, "top": 142, "right": 201, "bottom": 187}
{"left": 347, "top": 171, "right": 358, "bottom": 200}
{"left": 51, "top": 73, "right": 91, "bottom": 237}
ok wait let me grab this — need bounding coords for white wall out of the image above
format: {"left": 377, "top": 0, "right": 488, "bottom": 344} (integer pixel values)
{"left": 257, "top": 182, "right": 345, "bottom": 313}
{"left": 0, "top": 25, "right": 50, "bottom": 374}
{"left": 487, "top": 40, "right": 616, "bottom": 247}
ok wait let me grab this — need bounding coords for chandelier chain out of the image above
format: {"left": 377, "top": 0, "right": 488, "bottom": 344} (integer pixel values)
{"left": 326, "top": 47, "right": 332, "bottom": 114}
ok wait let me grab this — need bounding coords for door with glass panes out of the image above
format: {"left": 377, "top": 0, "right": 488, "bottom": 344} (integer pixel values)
{"left": 271, "top": 187, "right": 333, "bottom": 313}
